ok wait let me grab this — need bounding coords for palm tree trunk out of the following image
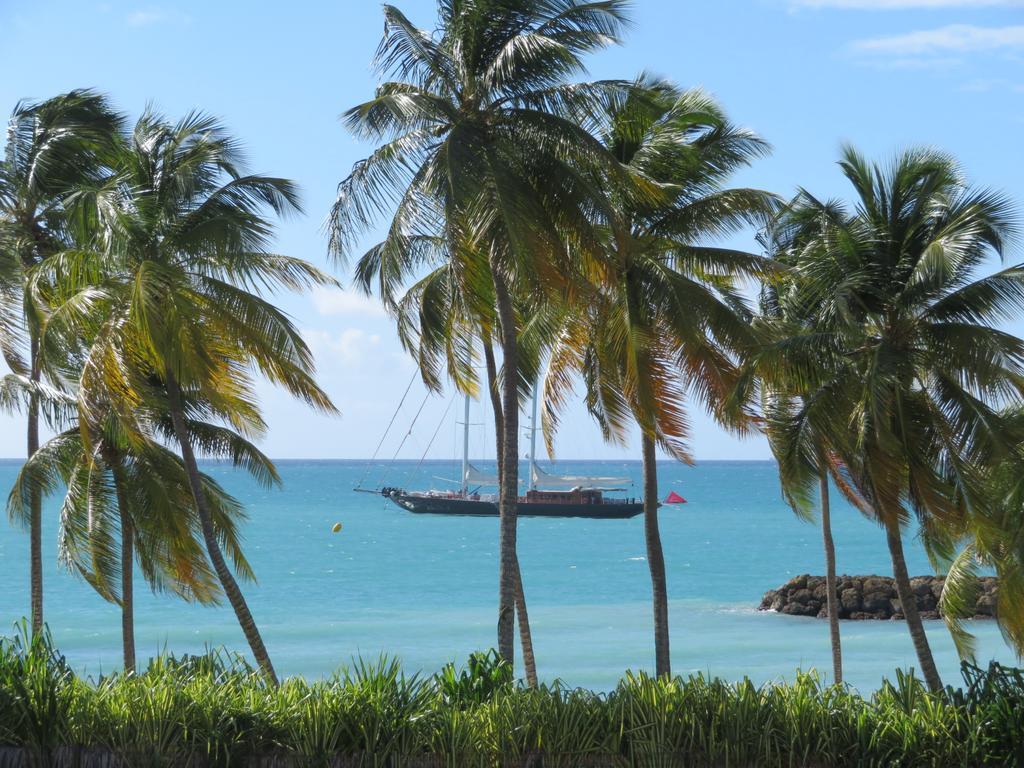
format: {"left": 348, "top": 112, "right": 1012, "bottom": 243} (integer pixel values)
{"left": 111, "top": 464, "right": 136, "bottom": 673}
{"left": 483, "top": 338, "right": 538, "bottom": 687}
{"left": 27, "top": 336, "right": 42, "bottom": 637}
{"left": 483, "top": 337, "right": 504, "bottom": 471}
{"left": 119, "top": 509, "right": 136, "bottom": 674}
{"left": 164, "top": 373, "right": 278, "bottom": 685}
{"left": 640, "top": 433, "right": 670, "bottom": 677}
{"left": 819, "top": 467, "right": 841, "bottom": 685}
{"left": 512, "top": 559, "right": 538, "bottom": 687}
{"left": 488, "top": 268, "right": 520, "bottom": 667}
{"left": 885, "top": 521, "right": 942, "bottom": 692}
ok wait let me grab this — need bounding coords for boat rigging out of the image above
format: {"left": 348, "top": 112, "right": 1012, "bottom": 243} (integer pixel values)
{"left": 361, "top": 382, "right": 644, "bottom": 519}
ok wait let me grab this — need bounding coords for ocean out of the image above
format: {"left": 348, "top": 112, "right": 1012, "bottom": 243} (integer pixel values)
{"left": 0, "top": 458, "right": 1016, "bottom": 692}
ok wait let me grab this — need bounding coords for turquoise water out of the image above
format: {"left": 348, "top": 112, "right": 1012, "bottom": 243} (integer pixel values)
{"left": 0, "top": 459, "right": 1017, "bottom": 691}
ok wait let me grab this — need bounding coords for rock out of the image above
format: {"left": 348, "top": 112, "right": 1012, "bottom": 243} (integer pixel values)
{"left": 840, "top": 588, "right": 861, "bottom": 613}
{"left": 862, "top": 591, "right": 893, "bottom": 614}
{"left": 759, "top": 575, "right": 999, "bottom": 621}
{"left": 781, "top": 602, "right": 815, "bottom": 617}
{"left": 975, "top": 592, "right": 997, "bottom": 617}
{"left": 863, "top": 577, "right": 893, "bottom": 596}
{"left": 917, "top": 592, "right": 937, "bottom": 612}
{"left": 791, "top": 588, "right": 813, "bottom": 604}
{"left": 910, "top": 577, "right": 934, "bottom": 598}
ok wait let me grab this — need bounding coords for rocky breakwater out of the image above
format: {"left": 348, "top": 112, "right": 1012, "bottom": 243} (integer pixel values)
{"left": 760, "top": 574, "right": 998, "bottom": 620}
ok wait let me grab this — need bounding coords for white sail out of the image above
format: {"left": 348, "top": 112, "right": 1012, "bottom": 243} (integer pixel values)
{"left": 531, "top": 463, "right": 630, "bottom": 491}
{"left": 464, "top": 462, "right": 500, "bottom": 487}
{"left": 529, "top": 381, "right": 540, "bottom": 491}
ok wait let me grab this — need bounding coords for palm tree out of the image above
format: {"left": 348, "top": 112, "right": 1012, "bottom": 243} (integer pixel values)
{"left": 544, "top": 80, "right": 775, "bottom": 677}
{"left": 31, "top": 109, "right": 338, "bottom": 683}
{"left": 9, "top": 384, "right": 279, "bottom": 672}
{"left": 755, "top": 340, "right": 846, "bottom": 684}
{"left": 751, "top": 147, "right": 1023, "bottom": 693}
{"left": 932, "top": 407, "right": 1024, "bottom": 660}
{"left": 355, "top": 253, "right": 540, "bottom": 684}
{"left": 330, "top": 0, "right": 633, "bottom": 665}
{"left": 10, "top": 423, "right": 225, "bottom": 670}
{"left": 0, "top": 90, "right": 123, "bottom": 635}
{"left": 753, "top": 203, "right": 853, "bottom": 685}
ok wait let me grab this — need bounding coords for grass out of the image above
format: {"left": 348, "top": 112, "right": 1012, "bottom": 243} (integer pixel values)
{"left": 1, "top": 627, "right": 1023, "bottom": 767}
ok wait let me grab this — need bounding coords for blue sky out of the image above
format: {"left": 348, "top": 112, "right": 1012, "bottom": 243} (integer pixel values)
{"left": 1, "top": 0, "right": 1022, "bottom": 461}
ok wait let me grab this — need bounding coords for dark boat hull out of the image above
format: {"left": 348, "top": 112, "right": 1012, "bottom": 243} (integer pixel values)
{"left": 386, "top": 492, "right": 644, "bottom": 519}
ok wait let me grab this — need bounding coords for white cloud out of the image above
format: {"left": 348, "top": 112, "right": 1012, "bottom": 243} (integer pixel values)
{"left": 305, "top": 328, "right": 382, "bottom": 365}
{"left": 852, "top": 24, "right": 1024, "bottom": 55}
{"left": 125, "top": 7, "right": 189, "bottom": 27}
{"left": 126, "top": 9, "right": 166, "bottom": 26}
{"left": 310, "top": 287, "right": 387, "bottom": 318}
{"left": 961, "top": 77, "right": 1024, "bottom": 90}
{"left": 794, "top": 0, "right": 1024, "bottom": 7}
{"left": 862, "top": 56, "right": 964, "bottom": 69}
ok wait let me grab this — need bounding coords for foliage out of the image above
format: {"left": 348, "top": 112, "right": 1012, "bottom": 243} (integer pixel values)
{"left": 332, "top": 0, "right": 643, "bottom": 667}
{"left": 543, "top": 77, "right": 774, "bottom": 463}
{"left": 333, "top": 0, "right": 640, "bottom": 404}
{"left": 1, "top": 632, "right": 1024, "bottom": 767}
{"left": 941, "top": 432, "right": 1024, "bottom": 659}
{"left": 754, "top": 147, "right": 1023, "bottom": 532}
{"left": 749, "top": 147, "right": 1024, "bottom": 690}
{"left": 435, "top": 649, "right": 513, "bottom": 706}
{"left": 19, "top": 107, "right": 342, "bottom": 683}
{"left": 30, "top": 108, "right": 338, "bottom": 442}
{"left": 6, "top": 424, "right": 255, "bottom": 605}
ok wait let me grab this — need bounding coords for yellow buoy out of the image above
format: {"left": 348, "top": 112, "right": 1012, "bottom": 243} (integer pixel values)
{"left": 331, "top": 522, "right": 343, "bottom": 533}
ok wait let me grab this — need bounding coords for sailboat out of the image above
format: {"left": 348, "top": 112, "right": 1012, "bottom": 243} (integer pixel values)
{"left": 373, "top": 387, "right": 644, "bottom": 519}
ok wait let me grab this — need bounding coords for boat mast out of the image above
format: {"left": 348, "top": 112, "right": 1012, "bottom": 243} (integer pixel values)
{"left": 529, "top": 381, "right": 539, "bottom": 491}
{"left": 461, "top": 393, "right": 470, "bottom": 495}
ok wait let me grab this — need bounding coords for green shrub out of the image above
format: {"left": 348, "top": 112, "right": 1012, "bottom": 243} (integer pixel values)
{"left": 1, "top": 629, "right": 1022, "bottom": 767}
{"left": 435, "top": 650, "right": 512, "bottom": 707}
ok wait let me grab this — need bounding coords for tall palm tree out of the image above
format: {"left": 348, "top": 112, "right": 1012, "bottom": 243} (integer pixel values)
{"left": 759, "top": 387, "right": 846, "bottom": 684}
{"left": 751, "top": 147, "right": 1023, "bottom": 693}
{"left": 0, "top": 90, "right": 123, "bottom": 635}
{"left": 755, "top": 350, "right": 846, "bottom": 684}
{"left": 32, "top": 109, "right": 338, "bottom": 683}
{"left": 544, "top": 80, "right": 775, "bottom": 677}
{"left": 356, "top": 253, "right": 540, "bottom": 684}
{"left": 330, "top": 0, "right": 633, "bottom": 665}
{"left": 752, "top": 202, "right": 853, "bottom": 685}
